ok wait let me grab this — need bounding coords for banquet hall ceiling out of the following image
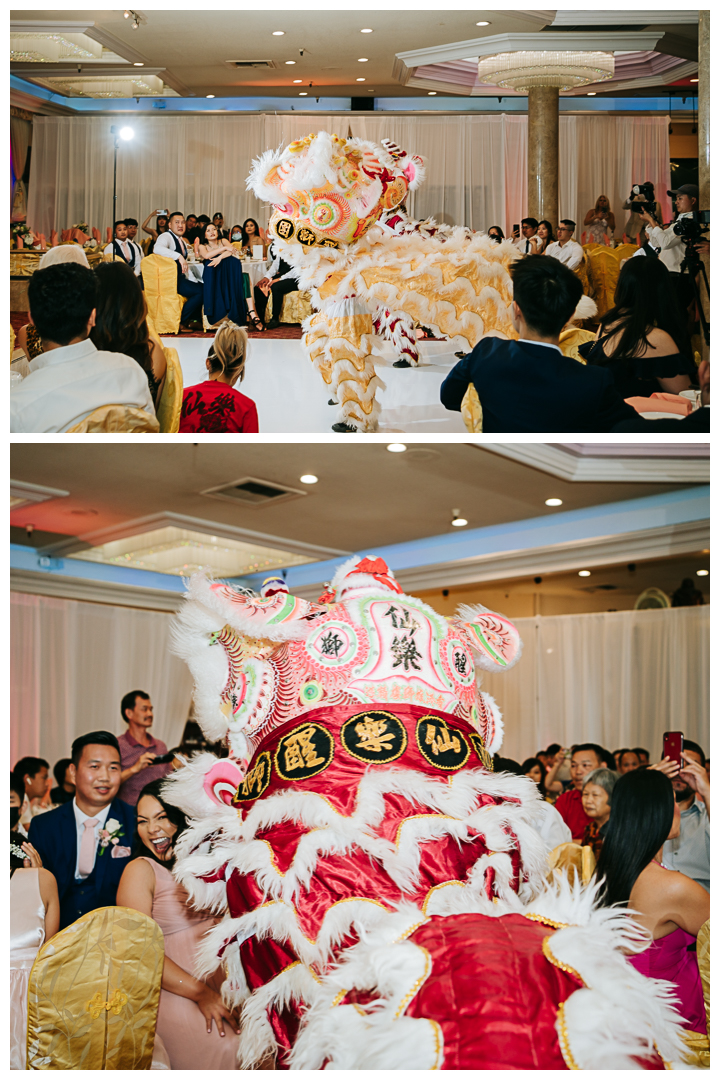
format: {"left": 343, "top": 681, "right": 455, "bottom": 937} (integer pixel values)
{"left": 9, "top": 443, "right": 707, "bottom": 556}
{"left": 10, "top": 9, "right": 699, "bottom": 102}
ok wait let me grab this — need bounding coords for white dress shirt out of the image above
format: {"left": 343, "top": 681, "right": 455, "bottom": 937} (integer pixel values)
{"left": 154, "top": 229, "right": 189, "bottom": 266}
{"left": 513, "top": 235, "right": 538, "bottom": 254}
{"left": 10, "top": 337, "right": 155, "bottom": 433}
{"left": 73, "top": 799, "right": 112, "bottom": 880}
{"left": 646, "top": 212, "right": 694, "bottom": 274}
{"left": 544, "top": 238, "right": 584, "bottom": 271}
{"left": 103, "top": 239, "right": 143, "bottom": 275}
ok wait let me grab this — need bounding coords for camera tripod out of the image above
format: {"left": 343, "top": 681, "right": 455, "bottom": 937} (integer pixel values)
{"left": 680, "top": 244, "right": 710, "bottom": 346}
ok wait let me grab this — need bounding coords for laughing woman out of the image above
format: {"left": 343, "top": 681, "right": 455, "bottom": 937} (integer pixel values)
{"left": 117, "top": 780, "right": 241, "bottom": 1070}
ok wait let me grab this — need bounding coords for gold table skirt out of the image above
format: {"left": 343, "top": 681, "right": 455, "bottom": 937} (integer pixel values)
{"left": 10, "top": 248, "right": 104, "bottom": 277}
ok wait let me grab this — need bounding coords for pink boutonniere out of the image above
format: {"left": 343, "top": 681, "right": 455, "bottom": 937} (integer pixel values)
{"left": 98, "top": 818, "right": 124, "bottom": 855}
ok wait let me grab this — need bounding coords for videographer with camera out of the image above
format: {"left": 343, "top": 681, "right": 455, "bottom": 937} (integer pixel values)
{"left": 623, "top": 181, "right": 663, "bottom": 245}
{"left": 638, "top": 185, "right": 700, "bottom": 273}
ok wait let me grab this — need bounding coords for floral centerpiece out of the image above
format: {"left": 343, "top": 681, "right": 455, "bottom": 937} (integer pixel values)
{"left": 11, "top": 221, "right": 34, "bottom": 248}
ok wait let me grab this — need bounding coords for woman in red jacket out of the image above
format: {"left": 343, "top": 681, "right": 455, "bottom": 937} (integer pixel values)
{"left": 179, "top": 321, "right": 259, "bottom": 433}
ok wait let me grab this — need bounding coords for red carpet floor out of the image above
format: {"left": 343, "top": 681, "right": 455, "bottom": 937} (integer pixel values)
{"left": 10, "top": 311, "right": 302, "bottom": 340}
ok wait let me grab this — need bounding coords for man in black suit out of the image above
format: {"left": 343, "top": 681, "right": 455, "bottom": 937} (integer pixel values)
{"left": 29, "top": 731, "right": 135, "bottom": 930}
{"left": 440, "top": 255, "right": 638, "bottom": 433}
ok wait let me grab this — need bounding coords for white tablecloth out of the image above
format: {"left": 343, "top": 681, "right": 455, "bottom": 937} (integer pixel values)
{"left": 185, "top": 257, "right": 268, "bottom": 287}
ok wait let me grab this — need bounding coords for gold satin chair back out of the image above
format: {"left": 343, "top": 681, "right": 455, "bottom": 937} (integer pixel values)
{"left": 559, "top": 327, "right": 596, "bottom": 365}
{"left": 547, "top": 842, "right": 597, "bottom": 886}
{"left": 586, "top": 248, "right": 620, "bottom": 318}
{"left": 265, "top": 289, "right": 314, "bottom": 324}
{"left": 573, "top": 253, "right": 591, "bottom": 297}
{"left": 156, "top": 346, "right": 184, "bottom": 433}
{"left": 141, "top": 254, "right": 186, "bottom": 334}
{"left": 27, "top": 906, "right": 164, "bottom": 1070}
{"left": 613, "top": 243, "right": 640, "bottom": 262}
{"left": 460, "top": 383, "right": 483, "bottom": 432}
{"left": 67, "top": 405, "right": 160, "bottom": 433}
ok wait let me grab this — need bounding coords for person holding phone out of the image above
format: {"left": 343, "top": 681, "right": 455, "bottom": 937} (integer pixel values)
{"left": 117, "top": 690, "right": 173, "bottom": 807}
{"left": 650, "top": 738, "right": 710, "bottom": 892}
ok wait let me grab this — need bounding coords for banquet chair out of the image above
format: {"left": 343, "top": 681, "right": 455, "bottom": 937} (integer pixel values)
{"left": 586, "top": 248, "right": 620, "bottom": 317}
{"left": 141, "top": 254, "right": 187, "bottom": 334}
{"left": 156, "top": 346, "right": 183, "bottom": 433}
{"left": 681, "top": 919, "right": 709, "bottom": 1068}
{"left": 546, "top": 842, "right": 596, "bottom": 887}
{"left": 26, "top": 906, "right": 164, "bottom": 1070}
{"left": 266, "top": 289, "right": 314, "bottom": 325}
{"left": 460, "top": 383, "right": 483, "bottom": 432}
{"left": 559, "top": 327, "right": 596, "bottom": 364}
{"left": 573, "top": 253, "right": 592, "bottom": 297}
{"left": 66, "top": 405, "right": 160, "bottom": 433}
{"left": 613, "top": 243, "right": 639, "bottom": 262}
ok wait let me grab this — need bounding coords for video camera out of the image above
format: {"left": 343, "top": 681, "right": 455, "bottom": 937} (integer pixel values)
{"left": 673, "top": 210, "right": 710, "bottom": 245}
{"left": 628, "top": 182, "right": 655, "bottom": 212}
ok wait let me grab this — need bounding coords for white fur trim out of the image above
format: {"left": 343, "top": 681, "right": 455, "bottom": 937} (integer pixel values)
{"left": 238, "top": 961, "right": 321, "bottom": 1068}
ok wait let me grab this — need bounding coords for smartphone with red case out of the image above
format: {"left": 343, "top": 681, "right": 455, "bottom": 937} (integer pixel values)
{"left": 662, "top": 731, "right": 684, "bottom": 767}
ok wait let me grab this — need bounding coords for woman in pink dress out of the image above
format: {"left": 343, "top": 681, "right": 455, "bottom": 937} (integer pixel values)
{"left": 595, "top": 768, "right": 709, "bottom": 1034}
{"left": 117, "top": 780, "right": 241, "bottom": 1069}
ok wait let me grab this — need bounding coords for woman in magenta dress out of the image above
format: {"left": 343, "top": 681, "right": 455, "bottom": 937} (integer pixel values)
{"left": 179, "top": 321, "right": 259, "bottom": 433}
{"left": 117, "top": 780, "right": 241, "bottom": 1070}
{"left": 595, "top": 768, "right": 709, "bottom": 1035}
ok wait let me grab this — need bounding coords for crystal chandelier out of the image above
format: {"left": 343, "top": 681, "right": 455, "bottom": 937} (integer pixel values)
{"left": 477, "top": 50, "right": 614, "bottom": 92}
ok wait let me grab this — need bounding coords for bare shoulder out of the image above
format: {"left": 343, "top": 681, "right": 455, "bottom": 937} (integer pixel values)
{"left": 37, "top": 867, "right": 57, "bottom": 890}
{"left": 645, "top": 327, "right": 679, "bottom": 355}
{"left": 120, "top": 855, "right": 155, "bottom": 887}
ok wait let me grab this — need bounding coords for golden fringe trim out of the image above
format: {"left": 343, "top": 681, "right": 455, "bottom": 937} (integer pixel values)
{"left": 542, "top": 934, "right": 585, "bottom": 985}
{"left": 556, "top": 1000, "right": 580, "bottom": 1070}
{"left": 394, "top": 944, "right": 432, "bottom": 1019}
{"left": 522, "top": 911, "right": 569, "bottom": 930}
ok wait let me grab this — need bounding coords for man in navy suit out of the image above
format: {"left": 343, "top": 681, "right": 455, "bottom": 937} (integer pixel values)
{"left": 440, "top": 255, "right": 638, "bottom": 433}
{"left": 29, "top": 731, "right": 135, "bottom": 930}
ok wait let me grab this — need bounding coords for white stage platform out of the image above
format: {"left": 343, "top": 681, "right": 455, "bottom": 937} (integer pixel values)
{"left": 162, "top": 334, "right": 468, "bottom": 434}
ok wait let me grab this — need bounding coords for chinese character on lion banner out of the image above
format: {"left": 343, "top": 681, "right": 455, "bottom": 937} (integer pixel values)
{"left": 166, "top": 555, "right": 687, "bottom": 1069}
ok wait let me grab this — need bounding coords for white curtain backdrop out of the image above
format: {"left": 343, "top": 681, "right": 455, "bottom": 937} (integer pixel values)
{"left": 10, "top": 593, "right": 194, "bottom": 767}
{"left": 28, "top": 112, "right": 670, "bottom": 238}
{"left": 482, "top": 606, "right": 709, "bottom": 764}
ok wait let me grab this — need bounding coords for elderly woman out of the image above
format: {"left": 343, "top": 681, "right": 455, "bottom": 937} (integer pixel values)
{"left": 581, "top": 767, "right": 617, "bottom": 858}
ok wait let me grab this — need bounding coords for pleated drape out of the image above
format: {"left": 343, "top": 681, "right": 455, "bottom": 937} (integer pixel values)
{"left": 27, "top": 112, "right": 671, "bottom": 240}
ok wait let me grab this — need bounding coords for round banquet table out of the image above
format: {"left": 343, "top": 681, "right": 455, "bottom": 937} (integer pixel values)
{"left": 185, "top": 257, "right": 268, "bottom": 289}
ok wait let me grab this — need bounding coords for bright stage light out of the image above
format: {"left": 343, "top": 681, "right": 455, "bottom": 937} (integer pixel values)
{"left": 386, "top": 443, "right": 406, "bottom": 453}
{"left": 697, "top": 569, "right": 709, "bottom": 576}
{"left": 545, "top": 498, "right": 563, "bottom": 506}
{"left": 300, "top": 474, "right": 318, "bottom": 484}
{"left": 451, "top": 510, "right": 468, "bottom": 527}
{"left": 578, "top": 570, "right": 591, "bottom": 577}
{"left": 119, "top": 126, "right": 134, "bottom": 141}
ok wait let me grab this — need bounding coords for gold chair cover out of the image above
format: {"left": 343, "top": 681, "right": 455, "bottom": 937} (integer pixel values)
{"left": 559, "top": 327, "right": 596, "bottom": 364}
{"left": 586, "top": 249, "right": 620, "bottom": 318}
{"left": 460, "top": 384, "right": 483, "bottom": 432}
{"left": 141, "top": 254, "right": 186, "bottom": 334}
{"left": 11, "top": 324, "right": 16, "bottom": 361}
{"left": 26, "top": 906, "right": 164, "bottom": 1070}
{"left": 574, "top": 254, "right": 592, "bottom": 297}
{"left": 266, "top": 289, "right": 314, "bottom": 324}
{"left": 547, "top": 842, "right": 596, "bottom": 886}
{"left": 141, "top": 237, "right": 152, "bottom": 255}
{"left": 613, "top": 244, "right": 640, "bottom": 262}
{"left": 66, "top": 405, "right": 160, "bottom": 433}
{"left": 157, "top": 346, "right": 184, "bottom": 433}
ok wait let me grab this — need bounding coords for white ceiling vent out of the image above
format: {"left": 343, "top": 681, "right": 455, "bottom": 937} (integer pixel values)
{"left": 200, "top": 476, "right": 307, "bottom": 508}
{"left": 225, "top": 59, "right": 277, "bottom": 69}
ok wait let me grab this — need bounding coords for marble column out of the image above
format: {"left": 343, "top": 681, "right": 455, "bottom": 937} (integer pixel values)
{"left": 697, "top": 11, "right": 709, "bottom": 213}
{"left": 527, "top": 86, "right": 559, "bottom": 228}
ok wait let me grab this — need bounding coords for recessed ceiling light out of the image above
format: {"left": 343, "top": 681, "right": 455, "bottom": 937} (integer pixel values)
{"left": 206, "top": 94, "right": 215, "bottom": 99}
{"left": 690, "top": 78, "right": 698, "bottom": 83}
{"left": 578, "top": 570, "right": 591, "bottom": 577}
{"left": 361, "top": 28, "right": 373, "bottom": 33}
{"left": 387, "top": 443, "right": 406, "bottom": 453}
{"left": 451, "top": 512, "right": 468, "bottom": 528}
{"left": 476, "top": 21, "right": 490, "bottom": 27}
{"left": 697, "top": 569, "right": 709, "bottom": 576}
{"left": 273, "top": 31, "right": 285, "bottom": 36}
{"left": 356, "top": 77, "right": 365, "bottom": 82}
{"left": 428, "top": 91, "right": 437, "bottom": 95}
{"left": 299, "top": 474, "right": 318, "bottom": 484}
{"left": 133, "top": 62, "right": 144, "bottom": 66}
{"left": 545, "top": 498, "right": 563, "bottom": 507}
{"left": 285, "top": 60, "right": 296, "bottom": 65}
{"left": 358, "top": 58, "right": 369, "bottom": 62}
{"left": 587, "top": 92, "right": 597, "bottom": 96}
{"left": 299, "top": 92, "right": 307, "bottom": 96}
{"left": 293, "top": 79, "right": 302, "bottom": 83}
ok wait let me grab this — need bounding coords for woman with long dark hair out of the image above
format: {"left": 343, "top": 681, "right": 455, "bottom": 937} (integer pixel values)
{"left": 580, "top": 257, "right": 695, "bottom": 398}
{"left": 117, "top": 779, "right": 241, "bottom": 1069}
{"left": 521, "top": 756, "right": 547, "bottom": 797}
{"left": 91, "top": 261, "right": 167, "bottom": 408}
{"left": 595, "top": 769, "right": 708, "bottom": 1035}
{"left": 535, "top": 219, "right": 554, "bottom": 252}
{"left": 241, "top": 217, "right": 266, "bottom": 255}
{"left": 196, "top": 221, "right": 250, "bottom": 329}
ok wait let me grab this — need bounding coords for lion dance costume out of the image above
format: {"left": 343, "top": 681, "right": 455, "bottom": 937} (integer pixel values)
{"left": 167, "top": 556, "right": 686, "bottom": 1069}
{"left": 246, "top": 132, "right": 518, "bottom": 431}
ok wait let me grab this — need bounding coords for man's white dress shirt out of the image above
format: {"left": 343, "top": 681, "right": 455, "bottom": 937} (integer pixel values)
{"left": 10, "top": 338, "right": 155, "bottom": 433}
{"left": 73, "top": 800, "right": 112, "bottom": 880}
{"left": 646, "top": 212, "right": 694, "bottom": 274}
{"left": 103, "top": 239, "right": 143, "bottom": 276}
{"left": 154, "top": 230, "right": 188, "bottom": 265}
{"left": 513, "top": 235, "right": 539, "bottom": 254}
{"left": 544, "top": 238, "right": 584, "bottom": 271}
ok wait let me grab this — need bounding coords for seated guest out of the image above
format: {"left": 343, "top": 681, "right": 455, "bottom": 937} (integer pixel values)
{"left": 633, "top": 747, "right": 650, "bottom": 766}
{"left": 104, "top": 220, "right": 143, "bottom": 277}
{"left": 254, "top": 243, "right": 297, "bottom": 329}
{"left": 15, "top": 245, "right": 90, "bottom": 362}
{"left": 11, "top": 264, "right": 155, "bottom": 433}
{"left": 123, "top": 217, "right": 144, "bottom": 269}
{"left": 212, "top": 211, "right": 229, "bottom": 240}
{"left": 544, "top": 220, "right": 584, "bottom": 269}
{"left": 117, "top": 690, "right": 173, "bottom": 808}
{"left": 91, "top": 261, "right": 167, "bottom": 409}
{"left": 487, "top": 225, "right": 504, "bottom": 243}
{"left": 185, "top": 213, "right": 198, "bottom": 234}
{"left": 11, "top": 774, "right": 26, "bottom": 834}
{"left": 153, "top": 211, "right": 204, "bottom": 331}
{"left": 580, "top": 258, "right": 694, "bottom": 399}
{"left": 10, "top": 834, "right": 60, "bottom": 1069}
{"left": 229, "top": 223, "right": 244, "bottom": 243}
{"left": 652, "top": 741, "right": 709, "bottom": 893}
{"left": 540, "top": 746, "right": 566, "bottom": 796}
{"left": 618, "top": 749, "right": 641, "bottom": 774}
{"left": 596, "top": 769, "right": 709, "bottom": 1036}
{"left": 141, "top": 210, "right": 169, "bottom": 253}
{"left": 440, "top": 256, "right": 638, "bottom": 432}
{"left": 50, "top": 758, "right": 75, "bottom": 806}
{"left": 117, "top": 781, "right": 241, "bottom": 1069}
{"left": 535, "top": 219, "right": 554, "bottom": 253}
{"left": 553, "top": 744, "right": 609, "bottom": 841}
{"left": 580, "top": 767, "right": 617, "bottom": 858}
{"left": 185, "top": 213, "right": 207, "bottom": 245}
{"left": 13, "top": 757, "right": 51, "bottom": 832}
{"left": 521, "top": 757, "right": 547, "bottom": 797}
{"left": 179, "top": 321, "right": 259, "bottom": 433}
{"left": 242, "top": 217, "right": 266, "bottom": 255}
{"left": 28, "top": 731, "right": 135, "bottom": 930}
{"left": 513, "top": 217, "right": 540, "bottom": 255}
{"left": 196, "top": 222, "right": 249, "bottom": 328}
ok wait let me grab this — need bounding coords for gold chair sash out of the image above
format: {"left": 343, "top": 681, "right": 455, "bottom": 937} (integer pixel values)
{"left": 66, "top": 405, "right": 160, "bottom": 433}
{"left": 266, "top": 289, "right": 313, "bottom": 324}
{"left": 547, "top": 842, "right": 597, "bottom": 886}
{"left": 27, "top": 906, "right": 164, "bottom": 1070}
{"left": 157, "top": 346, "right": 184, "bottom": 433}
{"left": 460, "top": 384, "right": 483, "bottom": 432}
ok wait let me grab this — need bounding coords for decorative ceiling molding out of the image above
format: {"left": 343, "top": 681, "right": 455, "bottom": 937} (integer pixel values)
{"left": 10, "top": 19, "right": 150, "bottom": 67}
{"left": 550, "top": 11, "right": 698, "bottom": 26}
{"left": 10, "top": 570, "right": 184, "bottom": 612}
{"left": 12, "top": 64, "right": 166, "bottom": 79}
{"left": 10, "top": 83, "right": 76, "bottom": 115}
{"left": 594, "top": 59, "right": 697, "bottom": 95}
{"left": 479, "top": 444, "right": 709, "bottom": 484}
{"left": 37, "top": 511, "right": 350, "bottom": 562}
{"left": 10, "top": 480, "right": 70, "bottom": 509}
